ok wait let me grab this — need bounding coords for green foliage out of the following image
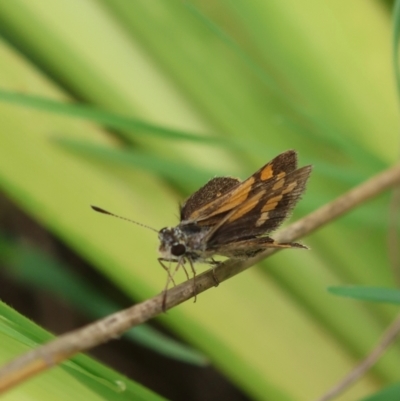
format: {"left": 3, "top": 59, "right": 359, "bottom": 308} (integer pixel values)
{"left": 329, "top": 286, "right": 400, "bottom": 305}
{"left": 0, "top": 301, "right": 167, "bottom": 401}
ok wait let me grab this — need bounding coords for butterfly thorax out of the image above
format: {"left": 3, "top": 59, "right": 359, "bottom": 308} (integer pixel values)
{"left": 158, "top": 223, "right": 209, "bottom": 262}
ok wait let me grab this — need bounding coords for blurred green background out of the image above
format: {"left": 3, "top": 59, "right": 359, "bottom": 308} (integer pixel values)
{"left": 0, "top": 1, "right": 399, "bottom": 401}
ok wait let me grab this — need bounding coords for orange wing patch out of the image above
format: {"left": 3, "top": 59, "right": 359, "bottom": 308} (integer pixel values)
{"left": 260, "top": 164, "right": 274, "bottom": 181}
{"left": 282, "top": 181, "right": 297, "bottom": 194}
{"left": 261, "top": 194, "right": 282, "bottom": 212}
{"left": 255, "top": 211, "right": 269, "bottom": 227}
{"left": 257, "top": 180, "right": 298, "bottom": 224}
{"left": 272, "top": 178, "right": 285, "bottom": 191}
{"left": 226, "top": 190, "right": 265, "bottom": 223}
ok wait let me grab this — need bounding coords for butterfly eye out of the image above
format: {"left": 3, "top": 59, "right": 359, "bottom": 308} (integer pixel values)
{"left": 171, "top": 244, "right": 186, "bottom": 256}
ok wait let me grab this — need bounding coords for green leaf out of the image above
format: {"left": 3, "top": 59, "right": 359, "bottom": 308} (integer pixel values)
{"left": 328, "top": 286, "right": 400, "bottom": 305}
{"left": 0, "top": 89, "right": 223, "bottom": 145}
{"left": 54, "top": 137, "right": 215, "bottom": 192}
{"left": 0, "top": 301, "right": 168, "bottom": 401}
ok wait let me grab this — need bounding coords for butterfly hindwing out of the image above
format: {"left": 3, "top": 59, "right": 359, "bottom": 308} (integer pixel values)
{"left": 180, "top": 177, "right": 240, "bottom": 221}
{"left": 208, "top": 236, "right": 307, "bottom": 258}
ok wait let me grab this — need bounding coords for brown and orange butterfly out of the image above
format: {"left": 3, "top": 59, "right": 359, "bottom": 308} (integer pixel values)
{"left": 92, "top": 150, "right": 312, "bottom": 308}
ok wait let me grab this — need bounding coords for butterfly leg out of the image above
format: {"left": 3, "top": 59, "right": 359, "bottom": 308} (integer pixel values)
{"left": 158, "top": 258, "right": 184, "bottom": 311}
{"left": 209, "top": 258, "right": 220, "bottom": 287}
{"left": 180, "top": 261, "right": 198, "bottom": 302}
{"left": 181, "top": 263, "right": 190, "bottom": 281}
{"left": 158, "top": 258, "right": 177, "bottom": 286}
{"left": 186, "top": 257, "right": 198, "bottom": 303}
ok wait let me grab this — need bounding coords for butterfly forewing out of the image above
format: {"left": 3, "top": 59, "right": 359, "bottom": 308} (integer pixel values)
{"left": 207, "top": 165, "right": 312, "bottom": 245}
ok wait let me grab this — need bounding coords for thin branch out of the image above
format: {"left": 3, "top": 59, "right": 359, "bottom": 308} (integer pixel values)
{"left": 312, "top": 313, "right": 400, "bottom": 401}
{"left": 0, "top": 162, "right": 400, "bottom": 394}
{"left": 388, "top": 186, "right": 400, "bottom": 285}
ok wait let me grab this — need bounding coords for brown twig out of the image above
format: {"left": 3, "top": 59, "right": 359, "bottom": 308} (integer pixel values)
{"left": 312, "top": 313, "right": 400, "bottom": 401}
{"left": 388, "top": 186, "right": 400, "bottom": 285}
{"left": 1, "top": 162, "right": 400, "bottom": 394}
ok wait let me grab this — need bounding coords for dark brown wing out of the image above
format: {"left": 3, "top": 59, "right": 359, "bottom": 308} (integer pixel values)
{"left": 180, "top": 177, "right": 240, "bottom": 221}
{"left": 183, "top": 150, "right": 299, "bottom": 224}
{"left": 207, "top": 165, "right": 312, "bottom": 246}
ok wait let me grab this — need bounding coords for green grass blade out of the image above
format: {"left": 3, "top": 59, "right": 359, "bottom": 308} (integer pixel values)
{"left": 329, "top": 286, "right": 400, "bottom": 305}
{"left": 0, "top": 302, "right": 168, "bottom": 401}
{"left": 0, "top": 90, "right": 225, "bottom": 145}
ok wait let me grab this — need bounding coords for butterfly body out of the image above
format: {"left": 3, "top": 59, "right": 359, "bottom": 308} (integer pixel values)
{"left": 92, "top": 150, "right": 312, "bottom": 309}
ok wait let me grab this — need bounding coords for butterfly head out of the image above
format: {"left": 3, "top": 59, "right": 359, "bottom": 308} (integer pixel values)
{"left": 158, "top": 227, "right": 188, "bottom": 260}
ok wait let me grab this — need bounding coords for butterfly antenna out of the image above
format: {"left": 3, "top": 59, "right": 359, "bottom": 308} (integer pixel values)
{"left": 91, "top": 205, "right": 158, "bottom": 233}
